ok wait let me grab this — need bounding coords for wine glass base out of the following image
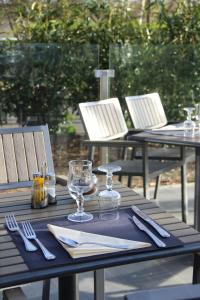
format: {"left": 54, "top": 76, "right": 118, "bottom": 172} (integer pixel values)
{"left": 67, "top": 212, "right": 93, "bottom": 222}
{"left": 99, "top": 210, "right": 119, "bottom": 221}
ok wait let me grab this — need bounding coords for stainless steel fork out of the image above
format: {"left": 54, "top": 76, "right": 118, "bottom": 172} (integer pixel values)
{"left": 22, "top": 221, "right": 56, "bottom": 260}
{"left": 5, "top": 214, "right": 37, "bottom": 252}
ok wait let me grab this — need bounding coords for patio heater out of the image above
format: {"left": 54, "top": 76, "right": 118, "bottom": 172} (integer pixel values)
{"left": 95, "top": 69, "right": 115, "bottom": 100}
{"left": 95, "top": 69, "right": 115, "bottom": 164}
{"left": 94, "top": 69, "right": 115, "bottom": 300}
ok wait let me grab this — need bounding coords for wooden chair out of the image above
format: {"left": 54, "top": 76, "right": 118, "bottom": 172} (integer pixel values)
{"left": 124, "top": 283, "right": 200, "bottom": 300}
{"left": 0, "top": 125, "right": 54, "bottom": 189}
{"left": 0, "top": 125, "right": 66, "bottom": 300}
{"left": 79, "top": 98, "right": 182, "bottom": 200}
{"left": 125, "top": 92, "right": 194, "bottom": 222}
{"left": 125, "top": 92, "right": 167, "bottom": 130}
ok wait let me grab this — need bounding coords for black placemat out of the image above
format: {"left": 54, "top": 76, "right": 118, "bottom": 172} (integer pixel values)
{"left": 7, "top": 208, "right": 183, "bottom": 271}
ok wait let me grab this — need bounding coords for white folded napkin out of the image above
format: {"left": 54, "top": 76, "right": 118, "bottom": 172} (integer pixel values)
{"left": 48, "top": 224, "right": 151, "bottom": 258}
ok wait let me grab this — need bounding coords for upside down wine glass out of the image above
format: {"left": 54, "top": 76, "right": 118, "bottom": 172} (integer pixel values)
{"left": 98, "top": 164, "right": 121, "bottom": 220}
{"left": 67, "top": 160, "right": 93, "bottom": 222}
{"left": 183, "top": 107, "right": 195, "bottom": 137}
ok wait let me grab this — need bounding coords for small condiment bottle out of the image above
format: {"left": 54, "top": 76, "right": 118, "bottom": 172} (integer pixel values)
{"left": 31, "top": 172, "right": 48, "bottom": 209}
{"left": 45, "top": 172, "right": 57, "bottom": 205}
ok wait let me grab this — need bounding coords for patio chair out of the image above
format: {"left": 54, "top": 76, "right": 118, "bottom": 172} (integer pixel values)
{"left": 1, "top": 125, "right": 66, "bottom": 300}
{"left": 79, "top": 97, "right": 182, "bottom": 200}
{"left": 125, "top": 92, "right": 194, "bottom": 222}
{"left": 124, "top": 283, "right": 200, "bottom": 300}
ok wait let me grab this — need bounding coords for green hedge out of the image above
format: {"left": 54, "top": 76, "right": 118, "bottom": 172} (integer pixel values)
{"left": 0, "top": 42, "right": 99, "bottom": 132}
{"left": 110, "top": 44, "right": 200, "bottom": 121}
{"left": 1, "top": 0, "right": 200, "bottom": 129}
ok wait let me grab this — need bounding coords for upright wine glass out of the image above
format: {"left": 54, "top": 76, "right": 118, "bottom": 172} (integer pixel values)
{"left": 183, "top": 107, "right": 195, "bottom": 137}
{"left": 67, "top": 160, "right": 93, "bottom": 222}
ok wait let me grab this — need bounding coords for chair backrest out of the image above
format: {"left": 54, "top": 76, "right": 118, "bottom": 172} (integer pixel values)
{"left": 79, "top": 98, "right": 128, "bottom": 140}
{"left": 0, "top": 125, "right": 54, "bottom": 190}
{"left": 125, "top": 93, "right": 167, "bottom": 129}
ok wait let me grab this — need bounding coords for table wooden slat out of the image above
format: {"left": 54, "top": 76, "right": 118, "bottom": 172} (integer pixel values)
{"left": 172, "top": 228, "right": 199, "bottom": 237}
{"left": 0, "top": 234, "right": 11, "bottom": 242}
{"left": 0, "top": 248, "right": 21, "bottom": 258}
{"left": 0, "top": 265, "right": 29, "bottom": 276}
{"left": 0, "top": 240, "right": 18, "bottom": 250}
{"left": 0, "top": 256, "right": 24, "bottom": 267}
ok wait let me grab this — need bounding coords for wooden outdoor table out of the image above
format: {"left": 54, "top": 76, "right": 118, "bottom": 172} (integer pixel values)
{"left": 1, "top": 183, "right": 200, "bottom": 300}
{"left": 128, "top": 132, "right": 200, "bottom": 231}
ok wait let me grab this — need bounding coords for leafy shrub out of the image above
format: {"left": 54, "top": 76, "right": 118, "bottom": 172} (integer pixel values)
{"left": 0, "top": 42, "right": 98, "bottom": 132}
{"left": 1, "top": 0, "right": 200, "bottom": 129}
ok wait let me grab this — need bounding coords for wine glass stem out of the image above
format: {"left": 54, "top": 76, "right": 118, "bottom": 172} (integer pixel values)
{"left": 106, "top": 172, "right": 113, "bottom": 191}
{"left": 76, "top": 192, "right": 84, "bottom": 214}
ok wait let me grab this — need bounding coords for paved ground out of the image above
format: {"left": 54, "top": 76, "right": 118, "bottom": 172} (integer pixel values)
{"left": 0, "top": 183, "right": 195, "bottom": 299}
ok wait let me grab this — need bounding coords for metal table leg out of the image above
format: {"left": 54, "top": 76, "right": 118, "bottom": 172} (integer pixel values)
{"left": 58, "top": 274, "right": 79, "bottom": 300}
{"left": 193, "top": 253, "right": 200, "bottom": 283}
{"left": 180, "top": 146, "right": 188, "bottom": 223}
{"left": 94, "top": 269, "right": 105, "bottom": 300}
{"left": 42, "top": 279, "right": 50, "bottom": 300}
{"left": 142, "top": 142, "right": 150, "bottom": 200}
{"left": 194, "top": 147, "right": 200, "bottom": 231}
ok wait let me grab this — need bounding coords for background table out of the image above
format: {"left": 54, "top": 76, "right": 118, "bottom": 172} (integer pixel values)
{"left": 1, "top": 183, "right": 200, "bottom": 300}
{"left": 128, "top": 132, "right": 200, "bottom": 231}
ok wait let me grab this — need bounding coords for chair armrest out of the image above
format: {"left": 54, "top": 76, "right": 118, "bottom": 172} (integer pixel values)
{"left": 56, "top": 175, "right": 67, "bottom": 185}
{"left": 128, "top": 128, "right": 144, "bottom": 134}
{"left": 167, "top": 121, "right": 181, "bottom": 125}
{"left": 82, "top": 139, "right": 142, "bottom": 148}
{"left": 126, "top": 129, "right": 144, "bottom": 138}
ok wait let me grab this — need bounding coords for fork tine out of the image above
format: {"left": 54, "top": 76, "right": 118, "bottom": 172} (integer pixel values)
{"left": 5, "top": 215, "right": 10, "bottom": 228}
{"left": 22, "top": 222, "right": 29, "bottom": 237}
{"left": 7, "top": 214, "right": 18, "bottom": 229}
{"left": 5, "top": 214, "right": 15, "bottom": 229}
{"left": 5, "top": 215, "right": 8, "bottom": 223}
{"left": 27, "top": 221, "right": 34, "bottom": 236}
{"left": 22, "top": 221, "right": 34, "bottom": 237}
{"left": 25, "top": 222, "right": 32, "bottom": 236}
{"left": 22, "top": 221, "right": 26, "bottom": 235}
{"left": 7, "top": 214, "right": 13, "bottom": 228}
{"left": 26, "top": 221, "right": 34, "bottom": 235}
{"left": 10, "top": 214, "right": 16, "bottom": 228}
{"left": 11, "top": 214, "right": 18, "bottom": 227}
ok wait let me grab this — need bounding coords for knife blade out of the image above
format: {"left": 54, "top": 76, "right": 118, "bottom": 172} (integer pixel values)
{"left": 131, "top": 205, "right": 170, "bottom": 238}
{"left": 132, "top": 216, "right": 166, "bottom": 248}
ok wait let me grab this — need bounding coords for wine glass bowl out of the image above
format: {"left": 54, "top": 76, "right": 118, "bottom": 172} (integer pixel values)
{"left": 69, "top": 173, "right": 98, "bottom": 201}
{"left": 67, "top": 160, "right": 93, "bottom": 222}
{"left": 183, "top": 107, "right": 196, "bottom": 137}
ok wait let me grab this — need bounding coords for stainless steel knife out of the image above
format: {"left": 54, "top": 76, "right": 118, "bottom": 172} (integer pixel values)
{"left": 131, "top": 205, "right": 170, "bottom": 238}
{"left": 132, "top": 216, "right": 166, "bottom": 248}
